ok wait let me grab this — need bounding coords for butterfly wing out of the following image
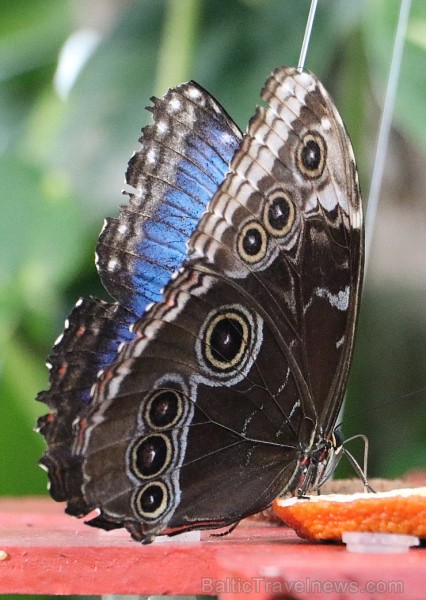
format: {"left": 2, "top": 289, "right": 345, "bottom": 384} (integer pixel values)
{"left": 37, "top": 299, "right": 134, "bottom": 515}
{"left": 38, "top": 81, "right": 242, "bottom": 517}
{"left": 197, "top": 66, "right": 364, "bottom": 434}
{"left": 73, "top": 67, "right": 363, "bottom": 542}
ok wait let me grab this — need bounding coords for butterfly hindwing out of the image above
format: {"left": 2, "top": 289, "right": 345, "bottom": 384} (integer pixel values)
{"left": 36, "top": 298, "right": 135, "bottom": 515}
{"left": 38, "top": 81, "right": 242, "bottom": 520}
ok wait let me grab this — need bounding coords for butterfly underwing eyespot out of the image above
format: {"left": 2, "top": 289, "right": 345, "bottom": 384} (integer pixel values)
{"left": 128, "top": 433, "right": 173, "bottom": 480}
{"left": 263, "top": 191, "right": 295, "bottom": 237}
{"left": 195, "top": 303, "right": 263, "bottom": 380}
{"left": 237, "top": 221, "right": 268, "bottom": 263}
{"left": 296, "top": 131, "right": 327, "bottom": 179}
{"left": 144, "top": 389, "right": 184, "bottom": 430}
{"left": 203, "top": 310, "right": 249, "bottom": 371}
{"left": 37, "top": 66, "right": 363, "bottom": 543}
{"left": 132, "top": 481, "right": 170, "bottom": 520}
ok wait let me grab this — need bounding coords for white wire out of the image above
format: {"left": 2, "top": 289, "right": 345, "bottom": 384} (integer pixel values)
{"left": 365, "top": 0, "right": 412, "bottom": 268}
{"left": 298, "top": 0, "right": 319, "bottom": 72}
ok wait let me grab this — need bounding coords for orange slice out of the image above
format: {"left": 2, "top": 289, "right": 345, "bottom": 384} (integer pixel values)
{"left": 273, "top": 487, "right": 426, "bottom": 541}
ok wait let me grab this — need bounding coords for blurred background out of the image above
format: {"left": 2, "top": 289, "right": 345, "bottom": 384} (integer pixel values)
{"left": 1, "top": 0, "right": 425, "bottom": 514}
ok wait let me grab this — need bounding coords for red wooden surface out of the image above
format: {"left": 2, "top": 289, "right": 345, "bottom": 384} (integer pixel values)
{"left": 0, "top": 497, "right": 425, "bottom": 598}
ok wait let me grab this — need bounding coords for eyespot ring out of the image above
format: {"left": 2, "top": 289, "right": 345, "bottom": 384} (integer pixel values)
{"left": 297, "top": 132, "right": 326, "bottom": 179}
{"left": 144, "top": 389, "right": 184, "bottom": 431}
{"left": 237, "top": 221, "right": 268, "bottom": 264}
{"left": 195, "top": 304, "right": 263, "bottom": 385}
{"left": 129, "top": 433, "right": 172, "bottom": 480}
{"left": 203, "top": 309, "right": 250, "bottom": 372}
{"left": 264, "top": 191, "right": 295, "bottom": 237}
{"left": 133, "top": 481, "right": 169, "bottom": 520}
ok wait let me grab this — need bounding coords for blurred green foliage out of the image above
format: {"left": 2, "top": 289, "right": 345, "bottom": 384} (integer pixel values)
{"left": 1, "top": 0, "right": 425, "bottom": 511}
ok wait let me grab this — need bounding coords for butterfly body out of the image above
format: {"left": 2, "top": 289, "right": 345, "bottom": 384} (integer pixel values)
{"left": 37, "top": 67, "right": 363, "bottom": 543}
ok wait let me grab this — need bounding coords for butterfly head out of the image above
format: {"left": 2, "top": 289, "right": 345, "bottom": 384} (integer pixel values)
{"left": 296, "top": 430, "right": 344, "bottom": 497}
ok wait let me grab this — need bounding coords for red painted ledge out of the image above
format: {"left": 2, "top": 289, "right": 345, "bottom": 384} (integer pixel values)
{"left": 0, "top": 497, "right": 425, "bottom": 598}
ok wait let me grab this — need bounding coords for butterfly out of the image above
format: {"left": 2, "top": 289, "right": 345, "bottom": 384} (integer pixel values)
{"left": 37, "top": 66, "right": 364, "bottom": 544}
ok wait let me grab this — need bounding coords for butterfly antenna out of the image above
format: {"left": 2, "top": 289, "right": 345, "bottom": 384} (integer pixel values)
{"left": 336, "top": 386, "right": 426, "bottom": 433}
{"left": 297, "top": 0, "right": 319, "bottom": 72}
{"left": 365, "top": 0, "right": 412, "bottom": 267}
{"left": 341, "top": 434, "right": 375, "bottom": 493}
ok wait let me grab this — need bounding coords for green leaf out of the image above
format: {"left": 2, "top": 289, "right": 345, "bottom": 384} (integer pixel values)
{"left": 0, "top": 154, "right": 87, "bottom": 298}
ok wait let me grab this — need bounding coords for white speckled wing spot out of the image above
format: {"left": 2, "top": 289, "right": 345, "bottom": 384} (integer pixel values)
{"left": 146, "top": 148, "right": 157, "bottom": 164}
{"left": 187, "top": 86, "right": 201, "bottom": 100}
{"left": 169, "top": 97, "right": 181, "bottom": 111}
{"left": 156, "top": 120, "right": 169, "bottom": 134}
{"left": 314, "top": 286, "right": 350, "bottom": 311}
{"left": 321, "top": 116, "right": 332, "bottom": 131}
{"left": 107, "top": 258, "right": 119, "bottom": 272}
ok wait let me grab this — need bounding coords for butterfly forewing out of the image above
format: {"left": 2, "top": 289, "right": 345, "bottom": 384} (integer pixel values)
{"left": 189, "top": 67, "right": 363, "bottom": 432}
{"left": 96, "top": 81, "right": 242, "bottom": 315}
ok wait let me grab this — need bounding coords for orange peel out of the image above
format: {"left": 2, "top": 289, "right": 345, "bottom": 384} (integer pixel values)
{"left": 273, "top": 487, "right": 426, "bottom": 541}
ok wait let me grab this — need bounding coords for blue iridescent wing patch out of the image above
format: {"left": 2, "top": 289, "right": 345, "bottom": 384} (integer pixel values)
{"left": 96, "top": 82, "right": 242, "bottom": 315}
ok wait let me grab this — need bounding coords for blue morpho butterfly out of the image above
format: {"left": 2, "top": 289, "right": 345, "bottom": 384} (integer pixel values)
{"left": 37, "top": 66, "right": 364, "bottom": 543}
